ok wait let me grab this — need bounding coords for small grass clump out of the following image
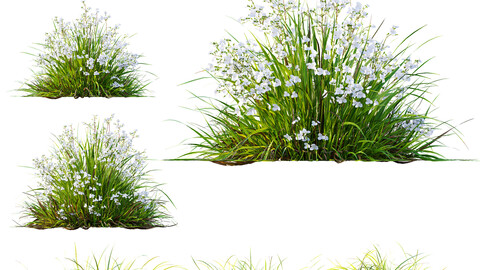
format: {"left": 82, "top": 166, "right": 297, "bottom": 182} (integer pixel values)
{"left": 184, "top": 0, "right": 457, "bottom": 162}
{"left": 23, "top": 115, "right": 172, "bottom": 229}
{"left": 69, "top": 249, "right": 179, "bottom": 270}
{"left": 329, "top": 248, "right": 429, "bottom": 270}
{"left": 20, "top": 1, "right": 150, "bottom": 98}
{"left": 193, "top": 255, "right": 284, "bottom": 270}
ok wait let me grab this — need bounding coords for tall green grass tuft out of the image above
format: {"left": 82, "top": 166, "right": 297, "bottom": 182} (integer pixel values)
{"left": 183, "top": 0, "right": 458, "bottom": 162}
{"left": 20, "top": 1, "right": 151, "bottom": 98}
{"left": 22, "top": 115, "right": 172, "bottom": 229}
{"left": 329, "top": 247, "right": 429, "bottom": 270}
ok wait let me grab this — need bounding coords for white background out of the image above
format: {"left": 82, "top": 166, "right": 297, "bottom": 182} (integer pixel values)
{"left": 1, "top": 0, "right": 479, "bottom": 269}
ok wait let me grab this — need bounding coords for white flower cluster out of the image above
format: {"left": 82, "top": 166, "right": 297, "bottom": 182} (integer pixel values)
{"left": 32, "top": 116, "right": 155, "bottom": 220}
{"left": 399, "top": 108, "right": 432, "bottom": 136}
{"left": 206, "top": 0, "right": 431, "bottom": 152}
{"left": 36, "top": 1, "right": 140, "bottom": 89}
{"left": 282, "top": 125, "right": 329, "bottom": 152}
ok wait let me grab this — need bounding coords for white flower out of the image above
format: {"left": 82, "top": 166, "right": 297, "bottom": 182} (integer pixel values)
{"left": 353, "top": 100, "right": 363, "bottom": 108}
{"left": 112, "top": 81, "right": 124, "bottom": 88}
{"left": 318, "top": 133, "right": 329, "bottom": 141}
{"left": 365, "top": 98, "right": 373, "bottom": 105}
{"left": 335, "top": 88, "right": 344, "bottom": 95}
{"left": 284, "top": 134, "right": 292, "bottom": 141}
{"left": 292, "top": 116, "right": 300, "bottom": 124}
{"left": 291, "top": 91, "right": 298, "bottom": 98}
{"left": 315, "top": 68, "right": 330, "bottom": 76}
{"left": 353, "top": 91, "right": 366, "bottom": 99}
{"left": 309, "top": 144, "right": 319, "bottom": 151}
{"left": 296, "top": 128, "right": 311, "bottom": 141}
{"left": 307, "top": 62, "right": 316, "bottom": 70}
{"left": 284, "top": 91, "right": 291, "bottom": 97}
{"left": 324, "top": 53, "right": 331, "bottom": 60}
{"left": 352, "top": 2, "right": 363, "bottom": 13}
{"left": 246, "top": 107, "right": 257, "bottom": 116}
{"left": 273, "top": 78, "right": 282, "bottom": 87}
{"left": 86, "top": 57, "right": 95, "bottom": 69}
{"left": 93, "top": 71, "right": 100, "bottom": 76}
{"left": 336, "top": 96, "right": 347, "bottom": 104}
{"left": 333, "top": 29, "right": 343, "bottom": 40}
{"left": 271, "top": 104, "right": 281, "bottom": 111}
{"left": 360, "top": 66, "right": 373, "bottom": 75}
{"left": 290, "top": 75, "right": 301, "bottom": 83}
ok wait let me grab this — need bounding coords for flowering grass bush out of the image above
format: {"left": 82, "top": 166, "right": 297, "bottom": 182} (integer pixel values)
{"left": 23, "top": 116, "right": 172, "bottom": 229}
{"left": 185, "top": 0, "right": 455, "bottom": 162}
{"left": 20, "top": 1, "right": 150, "bottom": 98}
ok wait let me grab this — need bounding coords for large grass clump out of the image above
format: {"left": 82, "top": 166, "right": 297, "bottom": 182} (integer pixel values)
{"left": 23, "top": 115, "right": 172, "bottom": 229}
{"left": 20, "top": 1, "right": 150, "bottom": 97}
{"left": 185, "top": 0, "right": 455, "bottom": 162}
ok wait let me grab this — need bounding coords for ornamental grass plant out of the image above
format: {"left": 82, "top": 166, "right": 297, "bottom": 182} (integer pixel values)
{"left": 22, "top": 116, "right": 172, "bottom": 229}
{"left": 184, "top": 0, "right": 458, "bottom": 162}
{"left": 20, "top": 1, "right": 150, "bottom": 98}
